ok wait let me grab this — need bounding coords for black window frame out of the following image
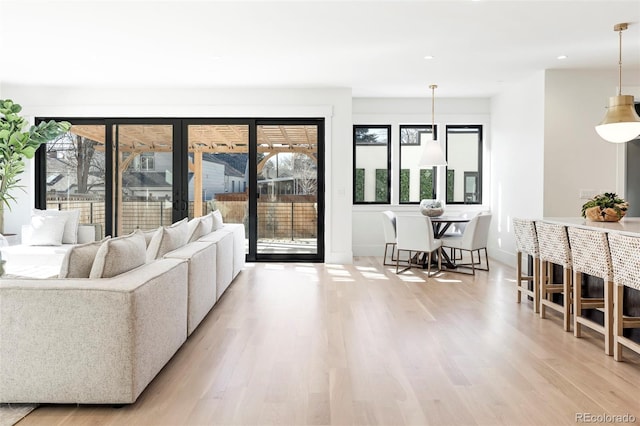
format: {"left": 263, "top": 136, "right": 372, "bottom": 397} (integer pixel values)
{"left": 445, "top": 124, "right": 483, "bottom": 205}
{"left": 353, "top": 124, "right": 391, "bottom": 205}
{"left": 398, "top": 124, "right": 437, "bottom": 204}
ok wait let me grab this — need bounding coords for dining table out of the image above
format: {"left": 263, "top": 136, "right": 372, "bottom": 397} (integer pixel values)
{"left": 426, "top": 215, "right": 472, "bottom": 269}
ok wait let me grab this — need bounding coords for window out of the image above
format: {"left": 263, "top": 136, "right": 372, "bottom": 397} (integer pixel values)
{"left": 446, "top": 125, "right": 483, "bottom": 204}
{"left": 353, "top": 125, "right": 391, "bottom": 204}
{"left": 399, "top": 125, "right": 436, "bottom": 203}
{"left": 139, "top": 152, "right": 155, "bottom": 171}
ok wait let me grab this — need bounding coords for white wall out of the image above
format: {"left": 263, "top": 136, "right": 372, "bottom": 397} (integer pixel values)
{"left": 489, "top": 71, "right": 545, "bottom": 266}
{"left": 544, "top": 70, "right": 633, "bottom": 216}
{"left": 1, "top": 85, "right": 354, "bottom": 264}
{"left": 352, "top": 97, "right": 491, "bottom": 256}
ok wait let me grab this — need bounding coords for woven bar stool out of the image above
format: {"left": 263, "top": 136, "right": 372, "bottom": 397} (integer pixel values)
{"left": 512, "top": 218, "right": 540, "bottom": 313}
{"left": 608, "top": 232, "right": 640, "bottom": 361}
{"left": 567, "top": 227, "right": 614, "bottom": 355}
{"left": 536, "top": 221, "right": 572, "bottom": 331}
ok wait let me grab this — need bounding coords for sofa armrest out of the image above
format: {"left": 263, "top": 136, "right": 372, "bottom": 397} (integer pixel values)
{"left": 0, "top": 258, "right": 188, "bottom": 404}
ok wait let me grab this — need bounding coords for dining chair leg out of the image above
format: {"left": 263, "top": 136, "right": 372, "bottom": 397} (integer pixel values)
{"left": 484, "top": 248, "right": 490, "bottom": 271}
{"left": 516, "top": 251, "right": 523, "bottom": 304}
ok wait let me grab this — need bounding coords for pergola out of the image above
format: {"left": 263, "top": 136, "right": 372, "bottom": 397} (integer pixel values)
{"left": 69, "top": 124, "right": 318, "bottom": 218}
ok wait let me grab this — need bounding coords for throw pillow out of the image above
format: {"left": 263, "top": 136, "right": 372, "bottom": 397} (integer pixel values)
{"left": 32, "top": 209, "right": 81, "bottom": 244}
{"left": 26, "top": 215, "right": 67, "bottom": 246}
{"left": 142, "top": 228, "right": 157, "bottom": 247}
{"left": 186, "top": 217, "right": 201, "bottom": 243}
{"left": 89, "top": 230, "right": 146, "bottom": 278}
{"left": 59, "top": 236, "right": 111, "bottom": 278}
{"left": 199, "top": 214, "right": 214, "bottom": 236}
{"left": 146, "top": 218, "right": 188, "bottom": 262}
{"left": 211, "top": 210, "right": 224, "bottom": 231}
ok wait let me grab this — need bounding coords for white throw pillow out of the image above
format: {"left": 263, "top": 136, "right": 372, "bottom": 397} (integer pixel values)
{"left": 187, "top": 215, "right": 213, "bottom": 243}
{"left": 199, "top": 214, "right": 214, "bottom": 236}
{"left": 32, "top": 209, "right": 80, "bottom": 244}
{"left": 211, "top": 210, "right": 224, "bottom": 231}
{"left": 146, "top": 218, "right": 188, "bottom": 262}
{"left": 26, "top": 215, "right": 67, "bottom": 246}
{"left": 59, "top": 236, "right": 111, "bottom": 278}
{"left": 186, "top": 217, "right": 201, "bottom": 243}
{"left": 89, "top": 230, "right": 146, "bottom": 278}
{"left": 142, "top": 228, "right": 157, "bottom": 247}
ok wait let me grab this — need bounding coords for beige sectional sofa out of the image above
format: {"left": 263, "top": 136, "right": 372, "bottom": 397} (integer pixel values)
{"left": 0, "top": 211, "right": 245, "bottom": 404}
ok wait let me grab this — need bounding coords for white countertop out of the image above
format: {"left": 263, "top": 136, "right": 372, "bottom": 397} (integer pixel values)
{"left": 542, "top": 217, "right": 640, "bottom": 236}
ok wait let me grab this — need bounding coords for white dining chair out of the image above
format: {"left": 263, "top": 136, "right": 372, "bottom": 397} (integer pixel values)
{"left": 395, "top": 215, "right": 442, "bottom": 277}
{"left": 439, "top": 214, "right": 492, "bottom": 275}
{"left": 380, "top": 210, "right": 397, "bottom": 266}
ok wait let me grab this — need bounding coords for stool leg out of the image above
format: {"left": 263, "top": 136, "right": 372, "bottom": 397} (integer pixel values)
{"left": 516, "top": 251, "right": 523, "bottom": 304}
{"left": 614, "top": 283, "right": 624, "bottom": 361}
{"left": 574, "top": 271, "right": 582, "bottom": 338}
{"left": 533, "top": 257, "right": 540, "bottom": 314}
{"left": 563, "top": 266, "right": 571, "bottom": 332}
{"left": 540, "top": 260, "right": 548, "bottom": 318}
{"left": 604, "top": 280, "right": 614, "bottom": 356}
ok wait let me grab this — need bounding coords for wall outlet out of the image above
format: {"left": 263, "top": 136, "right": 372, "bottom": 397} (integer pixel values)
{"left": 579, "top": 189, "right": 598, "bottom": 199}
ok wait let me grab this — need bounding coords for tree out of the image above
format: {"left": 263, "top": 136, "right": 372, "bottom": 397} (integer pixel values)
{"left": 47, "top": 133, "right": 104, "bottom": 194}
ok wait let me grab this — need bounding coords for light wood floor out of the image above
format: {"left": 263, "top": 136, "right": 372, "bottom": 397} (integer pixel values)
{"left": 19, "top": 257, "right": 640, "bottom": 426}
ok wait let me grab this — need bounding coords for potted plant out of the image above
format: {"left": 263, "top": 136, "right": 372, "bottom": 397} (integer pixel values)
{"left": 0, "top": 99, "right": 71, "bottom": 233}
{"left": 581, "top": 192, "right": 628, "bottom": 222}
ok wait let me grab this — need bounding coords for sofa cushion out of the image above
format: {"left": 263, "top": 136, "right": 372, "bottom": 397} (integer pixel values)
{"left": 211, "top": 210, "right": 224, "bottom": 231}
{"left": 59, "top": 237, "right": 111, "bottom": 278}
{"left": 90, "top": 230, "right": 146, "bottom": 278}
{"left": 25, "top": 215, "right": 67, "bottom": 246}
{"left": 32, "top": 209, "right": 80, "bottom": 244}
{"left": 146, "top": 218, "right": 188, "bottom": 262}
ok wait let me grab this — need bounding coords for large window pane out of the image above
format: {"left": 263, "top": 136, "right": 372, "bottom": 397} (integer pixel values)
{"left": 353, "top": 125, "right": 390, "bottom": 204}
{"left": 187, "top": 124, "right": 249, "bottom": 254}
{"left": 45, "top": 124, "right": 106, "bottom": 238}
{"left": 257, "top": 124, "right": 319, "bottom": 255}
{"left": 446, "top": 125, "right": 483, "bottom": 204}
{"left": 399, "top": 125, "right": 436, "bottom": 203}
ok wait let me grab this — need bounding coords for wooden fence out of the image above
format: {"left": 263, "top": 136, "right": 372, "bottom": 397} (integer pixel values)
{"left": 46, "top": 199, "right": 317, "bottom": 239}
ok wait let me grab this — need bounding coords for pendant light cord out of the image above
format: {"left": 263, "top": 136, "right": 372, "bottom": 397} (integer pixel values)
{"left": 614, "top": 23, "right": 628, "bottom": 97}
{"left": 618, "top": 26, "right": 622, "bottom": 96}
{"left": 429, "top": 84, "right": 437, "bottom": 141}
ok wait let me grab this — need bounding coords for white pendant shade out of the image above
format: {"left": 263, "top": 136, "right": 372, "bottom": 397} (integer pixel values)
{"left": 595, "top": 95, "right": 640, "bottom": 143}
{"left": 419, "top": 140, "right": 447, "bottom": 167}
{"left": 595, "top": 23, "right": 640, "bottom": 144}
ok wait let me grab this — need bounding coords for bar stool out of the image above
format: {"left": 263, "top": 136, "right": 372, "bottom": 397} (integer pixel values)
{"left": 512, "top": 218, "right": 540, "bottom": 313}
{"left": 567, "top": 227, "right": 614, "bottom": 355}
{"left": 536, "top": 221, "right": 572, "bottom": 331}
{"left": 607, "top": 232, "right": 640, "bottom": 361}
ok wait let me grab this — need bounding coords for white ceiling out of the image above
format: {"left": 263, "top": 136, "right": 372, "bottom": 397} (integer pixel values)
{"left": 1, "top": 0, "right": 639, "bottom": 98}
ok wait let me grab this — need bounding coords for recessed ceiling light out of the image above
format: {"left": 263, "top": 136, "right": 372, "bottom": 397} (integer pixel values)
{"left": 557, "top": 55, "right": 568, "bottom": 60}
{"left": 424, "top": 55, "right": 434, "bottom": 60}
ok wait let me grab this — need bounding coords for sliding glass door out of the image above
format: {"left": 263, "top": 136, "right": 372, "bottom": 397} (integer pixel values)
{"left": 255, "top": 121, "right": 323, "bottom": 259}
{"left": 109, "top": 120, "right": 183, "bottom": 235}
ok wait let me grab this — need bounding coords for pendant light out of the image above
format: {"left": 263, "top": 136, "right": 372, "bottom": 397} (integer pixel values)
{"left": 419, "top": 84, "right": 447, "bottom": 166}
{"left": 595, "top": 23, "right": 640, "bottom": 143}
